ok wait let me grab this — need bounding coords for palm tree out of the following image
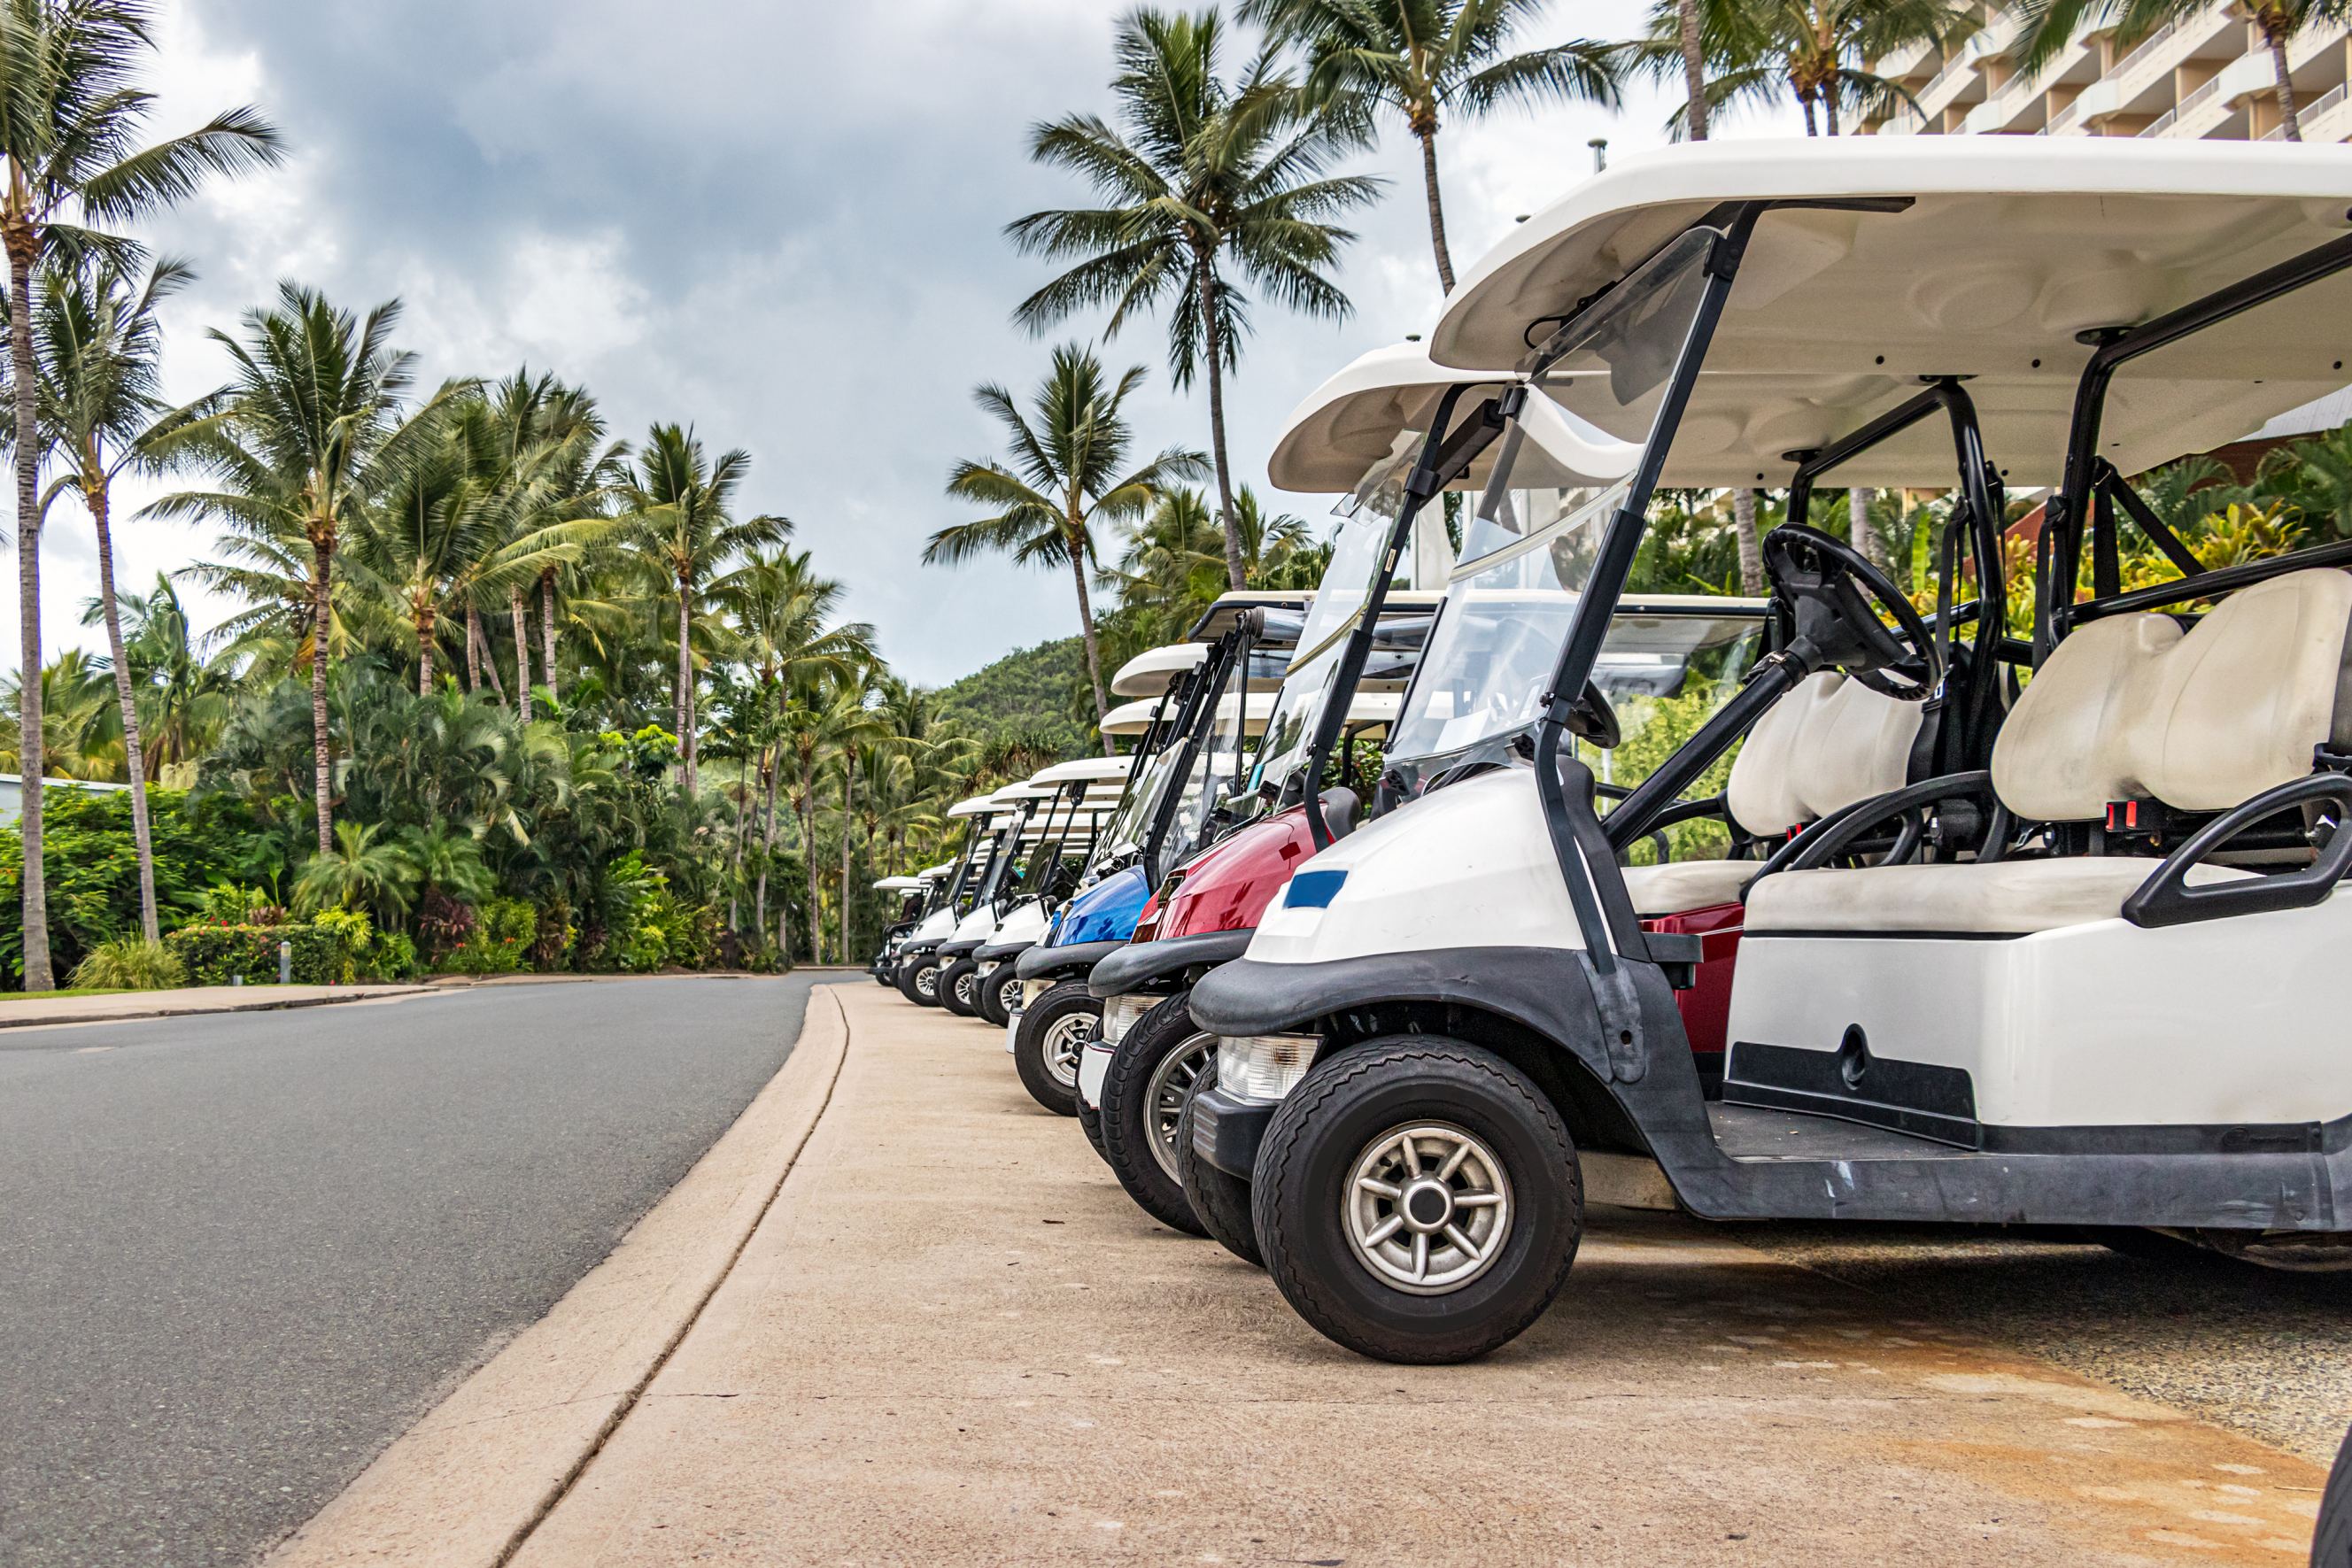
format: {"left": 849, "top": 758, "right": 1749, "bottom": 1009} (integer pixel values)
{"left": 1679, "top": 0, "right": 1713, "bottom": 137}
{"left": 150, "top": 285, "right": 466, "bottom": 857}
{"left": 781, "top": 674, "right": 885, "bottom": 964}
{"left": 621, "top": 423, "right": 790, "bottom": 799}
{"left": 929, "top": 344, "right": 1205, "bottom": 727}
{"left": 31, "top": 255, "right": 204, "bottom": 940}
{"left": 2012, "top": 0, "right": 2340, "bottom": 139}
{"left": 1648, "top": 0, "right": 1972, "bottom": 134}
{"left": 1243, "top": 0, "right": 1621, "bottom": 292}
{"left": 89, "top": 574, "right": 231, "bottom": 776}
{"left": 0, "top": 0, "right": 282, "bottom": 986}
{"left": 1008, "top": 7, "right": 1381, "bottom": 589}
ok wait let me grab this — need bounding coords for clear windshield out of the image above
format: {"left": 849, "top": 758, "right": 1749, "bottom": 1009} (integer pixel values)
{"left": 1097, "top": 744, "right": 1186, "bottom": 868}
{"left": 1385, "top": 229, "right": 1718, "bottom": 774}
{"left": 1250, "top": 436, "right": 1420, "bottom": 797}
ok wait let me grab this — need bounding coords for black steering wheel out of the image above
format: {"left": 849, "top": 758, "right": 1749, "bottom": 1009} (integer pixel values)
{"left": 1762, "top": 524, "right": 1940, "bottom": 701}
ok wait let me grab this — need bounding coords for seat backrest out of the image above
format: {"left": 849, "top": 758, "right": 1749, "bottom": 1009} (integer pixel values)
{"left": 1726, "top": 671, "right": 1924, "bottom": 838}
{"left": 1992, "top": 567, "right": 2352, "bottom": 821}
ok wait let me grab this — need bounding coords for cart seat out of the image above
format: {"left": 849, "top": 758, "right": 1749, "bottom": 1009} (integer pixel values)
{"left": 1620, "top": 670, "right": 1923, "bottom": 915}
{"left": 1745, "top": 568, "right": 2352, "bottom": 936}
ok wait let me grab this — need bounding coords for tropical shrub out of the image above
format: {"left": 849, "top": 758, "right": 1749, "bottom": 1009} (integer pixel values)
{"left": 369, "top": 931, "right": 421, "bottom": 983}
{"left": 309, "top": 908, "right": 375, "bottom": 985}
{"left": 164, "top": 921, "right": 363, "bottom": 985}
{"left": 67, "top": 938, "right": 187, "bottom": 992}
{"left": 445, "top": 897, "right": 534, "bottom": 976}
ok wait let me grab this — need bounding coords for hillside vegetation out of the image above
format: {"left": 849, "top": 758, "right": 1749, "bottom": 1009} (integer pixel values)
{"left": 933, "top": 636, "right": 1095, "bottom": 761}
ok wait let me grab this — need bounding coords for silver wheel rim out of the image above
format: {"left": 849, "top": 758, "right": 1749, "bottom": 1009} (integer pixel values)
{"left": 1342, "top": 1121, "right": 1512, "bottom": 1296}
{"left": 954, "top": 969, "right": 975, "bottom": 1006}
{"left": 1040, "top": 1012, "right": 1092, "bottom": 1088}
{"left": 1145, "top": 1034, "right": 1217, "bottom": 1182}
{"left": 914, "top": 965, "right": 937, "bottom": 1000}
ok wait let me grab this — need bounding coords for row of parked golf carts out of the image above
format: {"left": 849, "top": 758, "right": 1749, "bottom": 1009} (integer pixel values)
{"left": 872, "top": 138, "right": 2352, "bottom": 1370}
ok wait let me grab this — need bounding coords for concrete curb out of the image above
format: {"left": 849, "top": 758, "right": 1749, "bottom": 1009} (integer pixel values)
{"left": 265, "top": 984, "right": 854, "bottom": 1567}
{"left": 0, "top": 985, "right": 440, "bottom": 1031}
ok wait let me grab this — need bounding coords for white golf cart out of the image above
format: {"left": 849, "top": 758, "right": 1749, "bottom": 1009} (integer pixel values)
{"left": 968, "top": 755, "right": 1133, "bottom": 1027}
{"left": 1188, "top": 139, "right": 2352, "bottom": 1362}
{"left": 933, "top": 783, "right": 1054, "bottom": 1018}
{"left": 894, "top": 792, "right": 1019, "bottom": 1007}
{"left": 868, "top": 874, "right": 930, "bottom": 984}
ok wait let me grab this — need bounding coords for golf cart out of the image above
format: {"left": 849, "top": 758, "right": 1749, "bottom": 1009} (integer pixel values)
{"left": 968, "top": 755, "right": 1133, "bottom": 1027}
{"left": 894, "top": 792, "right": 1017, "bottom": 1007}
{"left": 1007, "top": 595, "right": 1306, "bottom": 1114}
{"left": 868, "top": 874, "right": 930, "bottom": 984}
{"left": 933, "top": 784, "right": 1050, "bottom": 1018}
{"left": 1184, "top": 138, "right": 2352, "bottom": 1363}
{"left": 878, "top": 862, "right": 952, "bottom": 992}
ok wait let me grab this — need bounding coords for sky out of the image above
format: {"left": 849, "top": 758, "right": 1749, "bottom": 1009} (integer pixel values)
{"left": 6, "top": 0, "right": 1796, "bottom": 690}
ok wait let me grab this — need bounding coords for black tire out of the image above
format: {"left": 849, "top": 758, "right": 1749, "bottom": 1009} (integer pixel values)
{"left": 1177, "top": 1085, "right": 1263, "bottom": 1267}
{"left": 1252, "top": 1039, "right": 1581, "bottom": 1364}
{"left": 1012, "top": 979, "right": 1096, "bottom": 1116}
{"left": 1099, "top": 993, "right": 1215, "bottom": 1236}
{"left": 2316, "top": 1422, "right": 2352, "bottom": 1567}
{"left": 1077, "top": 1091, "right": 1110, "bottom": 1162}
{"left": 977, "top": 962, "right": 1017, "bottom": 1028}
{"left": 940, "top": 957, "right": 981, "bottom": 1018}
{"left": 896, "top": 954, "right": 942, "bottom": 1007}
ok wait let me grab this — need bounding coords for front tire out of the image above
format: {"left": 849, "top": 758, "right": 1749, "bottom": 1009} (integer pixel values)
{"left": 977, "top": 962, "right": 1017, "bottom": 1028}
{"left": 1253, "top": 1039, "right": 1581, "bottom": 1364}
{"left": 1098, "top": 993, "right": 1214, "bottom": 1236}
{"left": 1012, "top": 979, "right": 1096, "bottom": 1116}
{"left": 1177, "top": 1085, "right": 1263, "bottom": 1267}
{"left": 896, "top": 954, "right": 941, "bottom": 1007}
{"left": 1076, "top": 1092, "right": 1110, "bottom": 1162}
{"left": 940, "top": 957, "right": 981, "bottom": 1018}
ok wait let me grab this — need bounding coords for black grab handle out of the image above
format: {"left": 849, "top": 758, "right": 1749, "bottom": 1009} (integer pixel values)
{"left": 2121, "top": 773, "right": 2352, "bottom": 930}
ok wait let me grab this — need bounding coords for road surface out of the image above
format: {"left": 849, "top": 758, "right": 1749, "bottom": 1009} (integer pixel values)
{"left": 0, "top": 974, "right": 821, "bottom": 1568}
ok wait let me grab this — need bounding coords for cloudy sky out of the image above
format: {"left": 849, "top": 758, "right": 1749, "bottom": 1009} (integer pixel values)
{"left": 9, "top": 0, "right": 1795, "bottom": 689}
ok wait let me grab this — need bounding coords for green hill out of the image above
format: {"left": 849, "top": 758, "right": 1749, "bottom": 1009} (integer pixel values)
{"left": 933, "top": 635, "right": 1094, "bottom": 760}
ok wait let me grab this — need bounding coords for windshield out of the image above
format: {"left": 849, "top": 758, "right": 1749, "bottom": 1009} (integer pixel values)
{"left": 1386, "top": 229, "right": 1718, "bottom": 776}
{"left": 1250, "top": 436, "right": 1420, "bottom": 797}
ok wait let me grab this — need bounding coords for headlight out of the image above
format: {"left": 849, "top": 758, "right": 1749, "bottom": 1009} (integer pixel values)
{"left": 978, "top": 961, "right": 997, "bottom": 977}
{"left": 1217, "top": 1034, "right": 1319, "bottom": 1103}
{"left": 1017, "top": 979, "right": 1052, "bottom": 1013}
{"left": 1099, "top": 993, "right": 1155, "bottom": 1047}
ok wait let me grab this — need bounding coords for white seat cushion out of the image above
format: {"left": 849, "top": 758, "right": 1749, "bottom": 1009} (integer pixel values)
{"left": 1725, "top": 671, "right": 1922, "bottom": 837}
{"left": 1745, "top": 857, "right": 2255, "bottom": 936}
{"left": 1620, "top": 860, "right": 1756, "bottom": 916}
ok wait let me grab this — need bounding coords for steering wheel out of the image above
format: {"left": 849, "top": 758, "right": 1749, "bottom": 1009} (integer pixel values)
{"left": 1762, "top": 524, "right": 1940, "bottom": 701}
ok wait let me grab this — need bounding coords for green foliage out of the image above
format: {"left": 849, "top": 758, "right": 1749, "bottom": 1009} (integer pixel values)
{"left": 308, "top": 908, "right": 375, "bottom": 985}
{"left": 368, "top": 931, "right": 421, "bottom": 983}
{"left": 935, "top": 637, "right": 1094, "bottom": 761}
{"left": 67, "top": 939, "right": 187, "bottom": 992}
{"left": 445, "top": 896, "right": 534, "bottom": 976}
{"left": 164, "top": 921, "right": 364, "bottom": 986}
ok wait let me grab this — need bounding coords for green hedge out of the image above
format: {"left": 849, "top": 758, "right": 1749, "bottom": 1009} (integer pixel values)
{"left": 165, "top": 920, "right": 368, "bottom": 986}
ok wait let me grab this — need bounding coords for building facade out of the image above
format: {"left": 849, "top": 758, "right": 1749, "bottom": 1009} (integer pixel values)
{"left": 1869, "top": 3, "right": 2351, "bottom": 143}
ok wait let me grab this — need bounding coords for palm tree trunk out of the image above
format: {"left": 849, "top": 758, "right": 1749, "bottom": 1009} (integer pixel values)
{"left": 2268, "top": 27, "right": 2302, "bottom": 140}
{"left": 676, "top": 581, "right": 696, "bottom": 797}
{"left": 727, "top": 774, "right": 751, "bottom": 929}
{"left": 475, "top": 603, "right": 506, "bottom": 702}
{"left": 1678, "top": 0, "right": 1710, "bottom": 140}
{"left": 539, "top": 568, "right": 560, "bottom": 700}
{"left": 1824, "top": 70, "right": 1841, "bottom": 135}
{"left": 10, "top": 234, "right": 50, "bottom": 989}
{"left": 1414, "top": 123, "right": 1455, "bottom": 294}
{"left": 309, "top": 537, "right": 335, "bottom": 856}
{"left": 509, "top": 584, "right": 531, "bottom": 722}
{"left": 1195, "top": 245, "right": 1246, "bottom": 591}
{"left": 1066, "top": 537, "right": 1110, "bottom": 734}
{"left": 417, "top": 606, "right": 435, "bottom": 696}
{"left": 1849, "top": 488, "right": 1880, "bottom": 575}
{"left": 1733, "top": 489, "right": 1764, "bottom": 596}
{"left": 1799, "top": 90, "right": 1819, "bottom": 135}
{"left": 756, "top": 750, "right": 778, "bottom": 949}
{"left": 86, "top": 480, "right": 159, "bottom": 946}
{"left": 801, "top": 792, "right": 820, "bottom": 965}
{"left": 839, "top": 755, "right": 855, "bottom": 965}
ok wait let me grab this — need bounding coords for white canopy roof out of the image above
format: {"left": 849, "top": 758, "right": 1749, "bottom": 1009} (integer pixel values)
{"left": 1434, "top": 138, "right": 2352, "bottom": 488}
{"left": 1101, "top": 696, "right": 1169, "bottom": 737}
{"left": 1110, "top": 643, "right": 1207, "bottom": 697}
{"left": 919, "top": 862, "right": 953, "bottom": 880}
{"left": 1268, "top": 341, "right": 1524, "bottom": 493}
{"left": 872, "top": 876, "right": 925, "bottom": 892}
{"left": 990, "top": 783, "right": 1053, "bottom": 804}
{"left": 944, "top": 793, "right": 1001, "bottom": 819}
{"left": 1194, "top": 591, "right": 1311, "bottom": 641}
{"left": 1031, "top": 755, "right": 1135, "bottom": 784}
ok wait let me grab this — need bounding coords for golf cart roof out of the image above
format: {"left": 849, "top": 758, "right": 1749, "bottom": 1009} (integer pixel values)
{"left": 1268, "top": 340, "right": 1531, "bottom": 493}
{"left": 1030, "top": 755, "right": 1134, "bottom": 785}
{"left": 1101, "top": 696, "right": 1168, "bottom": 737}
{"left": 990, "top": 783, "right": 1053, "bottom": 804}
{"left": 872, "top": 875, "right": 925, "bottom": 892}
{"left": 919, "top": 862, "right": 953, "bottom": 879}
{"left": 1432, "top": 138, "right": 2352, "bottom": 487}
{"left": 1110, "top": 642, "right": 1208, "bottom": 697}
{"left": 944, "top": 794, "right": 1000, "bottom": 819}
{"left": 1191, "top": 592, "right": 1312, "bottom": 641}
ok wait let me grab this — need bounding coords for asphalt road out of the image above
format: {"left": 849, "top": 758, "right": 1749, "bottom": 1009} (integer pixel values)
{"left": 0, "top": 974, "right": 822, "bottom": 1568}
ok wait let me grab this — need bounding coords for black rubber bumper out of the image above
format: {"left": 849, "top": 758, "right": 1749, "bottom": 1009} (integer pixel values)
{"left": 975, "top": 938, "right": 1033, "bottom": 964}
{"left": 1087, "top": 927, "right": 1254, "bottom": 999}
{"left": 899, "top": 939, "right": 941, "bottom": 958}
{"left": 1188, "top": 1083, "right": 1275, "bottom": 1179}
{"left": 936, "top": 938, "right": 980, "bottom": 962}
{"left": 1012, "top": 938, "right": 1126, "bottom": 984}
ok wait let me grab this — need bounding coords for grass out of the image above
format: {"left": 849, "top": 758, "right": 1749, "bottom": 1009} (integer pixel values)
{"left": 0, "top": 986, "right": 139, "bottom": 1000}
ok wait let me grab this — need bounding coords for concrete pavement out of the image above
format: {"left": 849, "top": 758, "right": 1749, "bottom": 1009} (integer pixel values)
{"left": 447, "top": 984, "right": 2324, "bottom": 1565}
